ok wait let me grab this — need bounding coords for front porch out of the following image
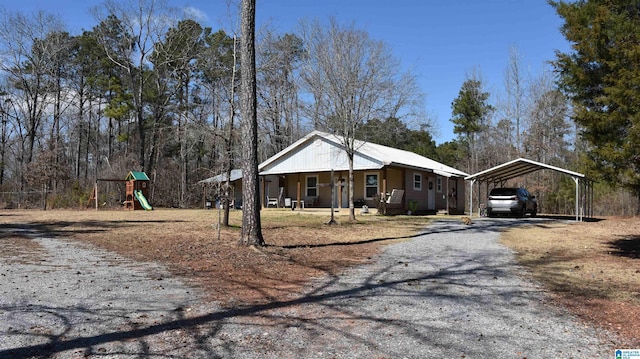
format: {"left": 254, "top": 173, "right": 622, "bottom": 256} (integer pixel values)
{"left": 260, "top": 168, "right": 466, "bottom": 216}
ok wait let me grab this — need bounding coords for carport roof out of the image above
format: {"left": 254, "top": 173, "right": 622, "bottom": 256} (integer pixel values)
{"left": 465, "top": 158, "right": 593, "bottom": 221}
{"left": 465, "top": 157, "right": 587, "bottom": 184}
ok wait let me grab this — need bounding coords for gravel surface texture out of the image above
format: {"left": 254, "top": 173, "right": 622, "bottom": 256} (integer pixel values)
{"left": 0, "top": 218, "right": 618, "bottom": 358}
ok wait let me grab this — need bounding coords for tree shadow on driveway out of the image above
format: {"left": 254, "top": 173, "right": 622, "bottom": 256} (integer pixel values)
{"left": 0, "top": 216, "right": 613, "bottom": 358}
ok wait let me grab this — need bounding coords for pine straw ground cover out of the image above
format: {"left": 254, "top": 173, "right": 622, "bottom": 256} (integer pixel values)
{"left": 1, "top": 209, "right": 638, "bottom": 346}
{"left": 501, "top": 217, "right": 640, "bottom": 348}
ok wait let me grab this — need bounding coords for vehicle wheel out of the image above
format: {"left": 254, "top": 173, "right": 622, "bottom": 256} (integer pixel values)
{"left": 487, "top": 210, "right": 494, "bottom": 218}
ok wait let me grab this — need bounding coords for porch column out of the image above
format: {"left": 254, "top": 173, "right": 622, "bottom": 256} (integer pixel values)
{"left": 382, "top": 176, "right": 387, "bottom": 215}
{"left": 261, "top": 176, "right": 266, "bottom": 209}
{"left": 469, "top": 179, "right": 476, "bottom": 217}
{"left": 446, "top": 176, "right": 450, "bottom": 215}
{"left": 337, "top": 171, "right": 343, "bottom": 209}
{"left": 297, "top": 176, "right": 302, "bottom": 209}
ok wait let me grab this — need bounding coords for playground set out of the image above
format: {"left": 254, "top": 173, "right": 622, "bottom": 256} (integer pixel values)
{"left": 89, "top": 171, "right": 153, "bottom": 210}
{"left": 123, "top": 171, "right": 152, "bottom": 210}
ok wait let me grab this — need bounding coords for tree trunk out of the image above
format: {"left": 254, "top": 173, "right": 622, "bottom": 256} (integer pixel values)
{"left": 76, "top": 121, "right": 82, "bottom": 178}
{"left": 76, "top": 76, "right": 85, "bottom": 180}
{"left": 0, "top": 113, "right": 6, "bottom": 186}
{"left": 223, "top": 34, "right": 238, "bottom": 227}
{"left": 179, "top": 104, "right": 187, "bottom": 208}
{"left": 137, "top": 105, "right": 146, "bottom": 170}
{"left": 85, "top": 119, "right": 90, "bottom": 180}
{"left": 238, "top": 0, "right": 264, "bottom": 246}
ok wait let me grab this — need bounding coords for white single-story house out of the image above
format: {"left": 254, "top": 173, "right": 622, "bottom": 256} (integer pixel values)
{"left": 258, "top": 130, "right": 468, "bottom": 214}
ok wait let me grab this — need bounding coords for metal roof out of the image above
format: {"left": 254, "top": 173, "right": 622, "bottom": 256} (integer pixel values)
{"left": 259, "top": 130, "right": 468, "bottom": 178}
{"left": 465, "top": 158, "right": 586, "bottom": 183}
{"left": 198, "top": 169, "right": 243, "bottom": 184}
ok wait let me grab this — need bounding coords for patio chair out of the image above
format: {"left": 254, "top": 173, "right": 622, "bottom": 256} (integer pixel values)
{"left": 267, "top": 196, "right": 278, "bottom": 208}
{"left": 386, "top": 189, "right": 404, "bottom": 204}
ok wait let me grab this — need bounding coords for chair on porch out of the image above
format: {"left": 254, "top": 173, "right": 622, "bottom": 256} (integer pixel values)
{"left": 386, "top": 189, "right": 404, "bottom": 204}
{"left": 304, "top": 196, "right": 317, "bottom": 207}
{"left": 266, "top": 196, "right": 278, "bottom": 207}
{"left": 267, "top": 187, "right": 284, "bottom": 208}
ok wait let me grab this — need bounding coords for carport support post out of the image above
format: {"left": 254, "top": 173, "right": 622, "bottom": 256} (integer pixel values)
{"left": 572, "top": 176, "right": 579, "bottom": 222}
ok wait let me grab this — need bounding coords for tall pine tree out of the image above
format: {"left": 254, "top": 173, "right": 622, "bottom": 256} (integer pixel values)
{"left": 450, "top": 78, "right": 493, "bottom": 174}
{"left": 552, "top": 0, "right": 640, "bottom": 213}
{"left": 239, "top": 0, "right": 264, "bottom": 246}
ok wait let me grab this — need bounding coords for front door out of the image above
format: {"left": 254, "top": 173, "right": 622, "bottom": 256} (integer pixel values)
{"left": 428, "top": 177, "right": 435, "bottom": 210}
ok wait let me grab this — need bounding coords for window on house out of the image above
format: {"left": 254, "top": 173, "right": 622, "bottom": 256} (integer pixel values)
{"left": 436, "top": 177, "right": 442, "bottom": 193}
{"left": 365, "top": 173, "right": 378, "bottom": 199}
{"left": 413, "top": 173, "right": 422, "bottom": 191}
{"left": 306, "top": 175, "right": 318, "bottom": 197}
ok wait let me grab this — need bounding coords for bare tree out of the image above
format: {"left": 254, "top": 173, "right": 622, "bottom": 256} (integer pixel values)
{"left": 300, "top": 17, "right": 423, "bottom": 221}
{"left": 221, "top": 34, "right": 238, "bottom": 227}
{"left": 524, "top": 69, "right": 570, "bottom": 164}
{"left": 503, "top": 46, "right": 529, "bottom": 156}
{"left": 0, "top": 88, "right": 16, "bottom": 187}
{"left": 256, "top": 30, "right": 304, "bottom": 159}
{"left": 523, "top": 69, "right": 571, "bottom": 213}
{"left": 238, "top": 0, "right": 264, "bottom": 246}
{"left": 197, "top": 24, "right": 239, "bottom": 225}
{"left": 0, "top": 9, "right": 66, "bottom": 196}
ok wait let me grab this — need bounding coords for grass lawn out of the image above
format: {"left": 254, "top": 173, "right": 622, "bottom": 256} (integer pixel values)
{"left": 500, "top": 217, "right": 640, "bottom": 347}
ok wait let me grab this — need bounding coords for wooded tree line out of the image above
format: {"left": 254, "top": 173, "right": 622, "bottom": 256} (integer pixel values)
{"left": 0, "top": 0, "right": 637, "bottom": 215}
{"left": 0, "top": 0, "right": 426, "bottom": 212}
{"left": 0, "top": 0, "right": 302, "bottom": 209}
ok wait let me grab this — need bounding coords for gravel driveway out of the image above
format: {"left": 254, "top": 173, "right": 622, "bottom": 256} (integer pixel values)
{"left": 0, "top": 218, "right": 617, "bottom": 358}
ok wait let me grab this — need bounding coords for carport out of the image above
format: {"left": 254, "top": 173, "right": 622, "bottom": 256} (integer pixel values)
{"left": 465, "top": 158, "right": 594, "bottom": 221}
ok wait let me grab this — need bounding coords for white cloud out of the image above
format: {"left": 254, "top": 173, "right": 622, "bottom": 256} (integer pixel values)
{"left": 183, "top": 6, "right": 208, "bottom": 22}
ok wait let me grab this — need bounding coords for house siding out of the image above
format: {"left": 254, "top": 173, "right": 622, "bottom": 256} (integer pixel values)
{"left": 432, "top": 177, "right": 466, "bottom": 214}
{"left": 265, "top": 171, "right": 465, "bottom": 214}
{"left": 282, "top": 174, "right": 308, "bottom": 205}
{"left": 380, "top": 167, "right": 405, "bottom": 211}
{"left": 261, "top": 136, "right": 384, "bottom": 175}
{"left": 404, "top": 169, "right": 429, "bottom": 212}
{"left": 279, "top": 172, "right": 334, "bottom": 208}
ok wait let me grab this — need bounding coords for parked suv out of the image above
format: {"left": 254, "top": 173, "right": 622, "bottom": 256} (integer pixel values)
{"left": 486, "top": 187, "right": 537, "bottom": 217}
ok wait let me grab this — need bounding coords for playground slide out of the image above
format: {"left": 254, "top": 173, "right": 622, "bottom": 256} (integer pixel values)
{"left": 134, "top": 190, "right": 153, "bottom": 210}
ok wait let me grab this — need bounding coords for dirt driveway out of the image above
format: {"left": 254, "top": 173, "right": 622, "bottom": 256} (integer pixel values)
{"left": 0, "top": 217, "right": 618, "bottom": 358}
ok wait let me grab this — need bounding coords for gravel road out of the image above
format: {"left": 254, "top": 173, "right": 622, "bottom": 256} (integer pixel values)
{"left": 0, "top": 218, "right": 618, "bottom": 358}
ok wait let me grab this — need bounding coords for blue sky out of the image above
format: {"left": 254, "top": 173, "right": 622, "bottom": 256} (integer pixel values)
{"left": 1, "top": 0, "right": 570, "bottom": 144}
